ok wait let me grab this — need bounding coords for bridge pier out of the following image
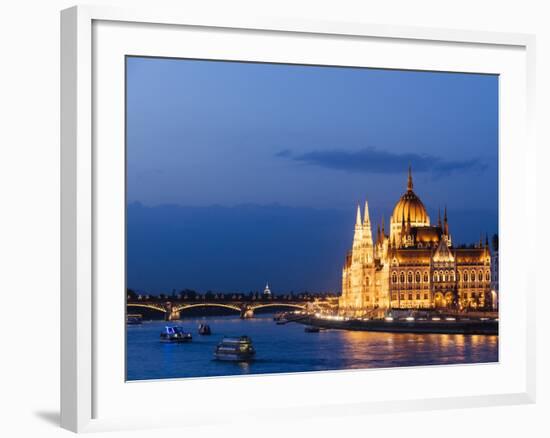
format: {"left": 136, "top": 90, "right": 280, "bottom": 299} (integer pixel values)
{"left": 240, "top": 305, "right": 254, "bottom": 319}
{"left": 165, "top": 303, "right": 180, "bottom": 321}
{"left": 166, "top": 309, "right": 180, "bottom": 321}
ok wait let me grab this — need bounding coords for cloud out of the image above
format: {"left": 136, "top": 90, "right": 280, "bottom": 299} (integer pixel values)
{"left": 276, "top": 147, "right": 487, "bottom": 176}
{"left": 274, "top": 149, "right": 292, "bottom": 158}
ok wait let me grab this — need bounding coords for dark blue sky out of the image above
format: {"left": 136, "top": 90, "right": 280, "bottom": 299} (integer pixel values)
{"left": 126, "top": 57, "right": 498, "bottom": 294}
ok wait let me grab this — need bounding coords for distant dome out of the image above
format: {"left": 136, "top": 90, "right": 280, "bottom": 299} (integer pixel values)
{"left": 391, "top": 168, "right": 430, "bottom": 226}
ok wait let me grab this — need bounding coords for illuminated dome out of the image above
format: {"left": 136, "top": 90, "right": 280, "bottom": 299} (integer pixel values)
{"left": 391, "top": 168, "right": 430, "bottom": 226}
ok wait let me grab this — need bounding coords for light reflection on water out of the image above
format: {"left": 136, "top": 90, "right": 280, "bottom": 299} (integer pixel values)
{"left": 126, "top": 315, "right": 498, "bottom": 381}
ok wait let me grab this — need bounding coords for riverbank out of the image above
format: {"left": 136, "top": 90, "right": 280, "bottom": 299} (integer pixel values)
{"left": 294, "top": 315, "right": 498, "bottom": 335}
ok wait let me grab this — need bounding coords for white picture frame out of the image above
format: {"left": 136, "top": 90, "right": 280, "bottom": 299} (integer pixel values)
{"left": 60, "top": 4, "right": 536, "bottom": 433}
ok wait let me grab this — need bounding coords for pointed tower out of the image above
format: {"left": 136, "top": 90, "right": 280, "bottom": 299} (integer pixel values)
{"left": 363, "top": 201, "right": 371, "bottom": 226}
{"left": 361, "top": 200, "right": 374, "bottom": 264}
{"left": 441, "top": 206, "right": 451, "bottom": 246}
{"left": 438, "top": 207, "right": 442, "bottom": 228}
{"left": 407, "top": 165, "right": 413, "bottom": 192}
{"left": 352, "top": 204, "right": 363, "bottom": 249}
{"left": 362, "top": 200, "right": 373, "bottom": 243}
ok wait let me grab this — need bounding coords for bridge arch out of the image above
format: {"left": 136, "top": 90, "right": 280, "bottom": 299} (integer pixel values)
{"left": 251, "top": 303, "right": 306, "bottom": 311}
{"left": 173, "top": 303, "right": 242, "bottom": 313}
{"left": 127, "top": 303, "right": 167, "bottom": 314}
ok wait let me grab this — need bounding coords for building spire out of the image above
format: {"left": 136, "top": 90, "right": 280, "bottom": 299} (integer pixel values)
{"left": 438, "top": 207, "right": 442, "bottom": 228}
{"left": 353, "top": 204, "right": 364, "bottom": 248}
{"left": 444, "top": 206, "right": 449, "bottom": 235}
{"left": 363, "top": 200, "right": 370, "bottom": 226}
{"left": 355, "top": 204, "right": 362, "bottom": 228}
{"left": 381, "top": 216, "right": 385, "bottom": 238}
{"left": 407, "top": 165, "right": 413, "bottom": 191}
{"left": 361, "top": 201, "right": 373, "bottom": 246}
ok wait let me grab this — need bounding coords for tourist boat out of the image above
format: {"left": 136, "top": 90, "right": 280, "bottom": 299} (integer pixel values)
{"left": 198, "top": 323, "right": 211, "bottom": 335}
{"left": 214, "top": 336, "right": 256, "bottom": 361}
{"left": 160, "top": 326, "right": 192, "bottom": 342}
{"left": 126, "top": 314, "right": 142, "bottom": 325}
{"left": 304, "top": 326, "right": 320, "bottom": 333}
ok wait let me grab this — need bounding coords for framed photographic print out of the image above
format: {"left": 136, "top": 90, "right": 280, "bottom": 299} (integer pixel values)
{"left": 61, "top": 5, "right": 536, "bottom": 432}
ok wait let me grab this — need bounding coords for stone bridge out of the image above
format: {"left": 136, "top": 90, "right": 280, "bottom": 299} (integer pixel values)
{"left": 127, "top": 299, "right": 333, "bottom": 320}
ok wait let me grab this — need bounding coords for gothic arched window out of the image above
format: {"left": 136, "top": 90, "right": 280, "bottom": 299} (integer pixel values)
{"left": 400, "top": 273, "right": 405, "bottom": 283}
{"left": 415, "top": 272, "right": 421, "bottom": 283}
{"left": 486, "top": 271, "right": 490, "bottom": 282}
{"left": 464, "top": 272, "right": 469, "bottom": 282}
{"left": 424, "top": 272, "right": 429, "bottom": 283}
{"left": 408, "top": 272, "right": 413, "bottom": 283}
{"left": 392, "top": 272, "right": 398, "bottom": 284}
{"left": 478, "top": 271, "right": 483, "bottom": 282}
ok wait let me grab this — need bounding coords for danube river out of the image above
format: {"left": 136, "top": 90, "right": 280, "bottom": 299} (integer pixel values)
{"left": 126, "top": 315, "right": 498, "bottom": 381}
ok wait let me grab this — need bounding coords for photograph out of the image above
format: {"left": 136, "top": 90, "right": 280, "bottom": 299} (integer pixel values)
{"left": 1, "top": 0, "right": 543, "bottom": 435}
{"left": 125, "top": 56, "right": 499, "bottom": 381}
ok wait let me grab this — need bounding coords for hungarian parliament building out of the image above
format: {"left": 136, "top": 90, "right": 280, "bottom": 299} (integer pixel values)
{"left": 339, "top": 168, "right": 494, "bottom": 315}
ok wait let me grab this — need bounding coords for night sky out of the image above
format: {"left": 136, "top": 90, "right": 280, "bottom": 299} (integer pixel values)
{"left": 126, "top": 57, "right": 498, "bottom": 294}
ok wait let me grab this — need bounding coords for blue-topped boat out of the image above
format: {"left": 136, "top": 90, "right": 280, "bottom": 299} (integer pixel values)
{"left": 160, "top": 326, "right": 192, "bottom": 342}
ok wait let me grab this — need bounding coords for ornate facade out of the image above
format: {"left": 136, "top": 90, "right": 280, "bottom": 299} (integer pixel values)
{"left": 339, "top": 168, "right": 492, "bottom": 315}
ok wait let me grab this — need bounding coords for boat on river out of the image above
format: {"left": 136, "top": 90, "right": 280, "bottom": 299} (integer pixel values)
{"left": 160, "top": 326, "right": 192, "bottom": 342}
{"left": 214, "top": 336, "right": 256, "bottom": 361}
{"left": 304, "top": 326, "right": 321, "bottom": 333}
{"left": 126, "top": 314, "right": 142, "bottom": 325}
{"left": 198, "top": 323, "right": 211, "bottom": 335}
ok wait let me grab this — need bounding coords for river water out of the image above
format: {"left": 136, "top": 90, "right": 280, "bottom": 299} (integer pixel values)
{"left": 126, "top": 315, "right": 498, "bottom": 381}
